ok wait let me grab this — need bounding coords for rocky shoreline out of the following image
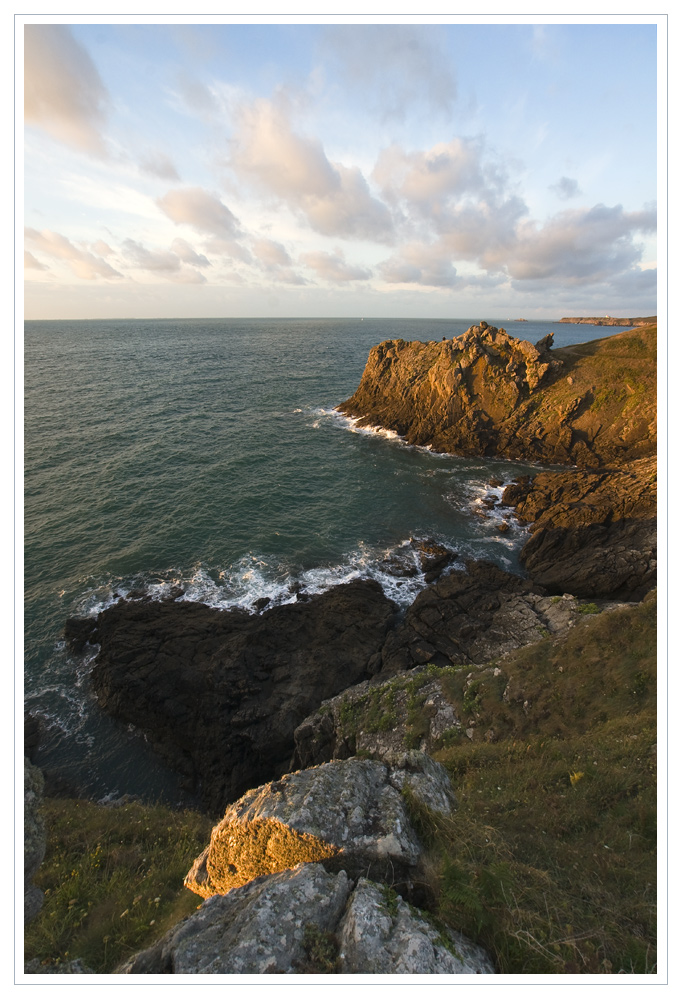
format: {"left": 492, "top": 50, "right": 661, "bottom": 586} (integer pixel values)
{"left": 28, "top": 321, "right": 657, "bottom": 974}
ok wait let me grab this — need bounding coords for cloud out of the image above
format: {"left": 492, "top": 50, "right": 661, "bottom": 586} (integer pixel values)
{"left": 24, "top": 250, "right": 48, "bottom": 271}
{"left": 321, "top": 25, "right": 456, "bottom": 120}
{"left": 550, "top": 176, "right": 582, "bottom": 200}
{"left": 301, "top": 249, "right": 372, "bottom": 283}
{"left": 25, "top": 228, "right": 122, "bottom": 279}
{"left": 251, "top": 238, "right": 292, "bottom": 269}
{"left": 374, "top": 138, "right": 493, "bottom": 209}
{"left": 139, "top": 151, "right": 181, "bottom": 181}
{"left": 170, "top": 238, "right": 211, "bottom": 267}
{"left": 230, "top": 100, "right": 394, "bottom": 242}
{"left": 24, "top": 25, "right": 109, "bottom": 156}
{"left": 498, "top": 203, "right": 656, "bottom": 283}
{"left": 157, "top": 187, "right": 242, "bottom": 239}
{"left": 379, "top": 243, "right": 459, "bottom": 288}
{"left": 121, "top": 238, "right": 207, "bottom": 283}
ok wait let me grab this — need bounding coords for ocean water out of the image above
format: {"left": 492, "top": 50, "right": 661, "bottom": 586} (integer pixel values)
{"left": 24, "top": 317, "right": 630, "bottom": 804}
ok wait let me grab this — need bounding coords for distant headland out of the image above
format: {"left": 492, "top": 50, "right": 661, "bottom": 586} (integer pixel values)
{"left": 559, "top": 315, "right": 656, "bottom": 326}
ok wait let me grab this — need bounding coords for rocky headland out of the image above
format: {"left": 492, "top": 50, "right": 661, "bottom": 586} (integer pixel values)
{"left": 31, "top": 321, "right": 656, "bottom": 975}
{"left": 559, "top": 316, "right": 656, "bottom": 326}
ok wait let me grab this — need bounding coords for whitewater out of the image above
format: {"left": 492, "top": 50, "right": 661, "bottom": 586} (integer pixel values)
{"left": 24, "top": 317, "right": 628, "bottom": 802}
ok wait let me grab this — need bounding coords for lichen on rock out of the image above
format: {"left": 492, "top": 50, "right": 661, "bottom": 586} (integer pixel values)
{"left": 185, "top": 753, "right": 453, "bottom": 898}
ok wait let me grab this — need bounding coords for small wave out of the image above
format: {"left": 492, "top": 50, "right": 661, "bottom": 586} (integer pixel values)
{"left": 307, "top": 406, "right": 446, "bottom": 455}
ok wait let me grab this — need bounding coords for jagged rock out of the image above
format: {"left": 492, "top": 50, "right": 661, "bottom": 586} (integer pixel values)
{"left": 185, "top": 753, "right": 453, "bottom": 898}
{"left": 24, "top": 758, "right": 46, "bottom": 923}
{"left": 339, "top": 324, "right": 655, "bottom": 467}
{"left": 119, "top": 863, "right": 494, "bottom": 975}
{"left": 521, "top": 518, "right": 656, "bottom": 600}
{"left": 338, "top": 878, "right": 495, "bottom": 974}
{"left": 66, "top": 579, "right": 396, "bottom": 814}
{"left": 502, "top": 457, "right": 657, "bottom": 599}
{"left": 119, "top": 863, "right": 351, "bottom": 974}
{"left": 379, "top": 560, "right": 553, "bottom": 673}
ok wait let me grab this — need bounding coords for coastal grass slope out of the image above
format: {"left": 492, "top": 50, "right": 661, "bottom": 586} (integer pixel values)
{"left": 25, "top": 594, "right": 656, "bottom": 975}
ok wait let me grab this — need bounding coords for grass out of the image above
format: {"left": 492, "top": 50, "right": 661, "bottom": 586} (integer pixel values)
{"left": 400, "top": 594, "right": 657, "bottom": 974}
{"left": 26, "top": 595, "right": 657, "bottom": 976}
{"left": 24, "top": 798, "right": 212, "bottom": 973}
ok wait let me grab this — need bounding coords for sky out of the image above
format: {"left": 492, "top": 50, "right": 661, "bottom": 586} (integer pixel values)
{"left": 21, "top": 16, "right": 660, "bottom": 320}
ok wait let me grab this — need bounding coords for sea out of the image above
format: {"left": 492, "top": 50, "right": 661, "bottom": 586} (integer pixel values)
{"left": 23, "top": 317, "right": 631, "bottom": 806}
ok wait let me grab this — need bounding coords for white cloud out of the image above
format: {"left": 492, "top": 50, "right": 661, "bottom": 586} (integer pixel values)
{"left": 379, "top": 243, "right": 459, "bottom": 288}
{"left": 230, "top": 100, "right": 394, "bottom": 242}
{"left": 24, "top": 25, "right": 109, "bottom": 156}
{"left": 497, "top": 203, "right": 656, "bottom": 283}
{"left": 157, "top": 187, "right": 242, "bottom": 239}
{"left": 139, "top": 151, "right": 181, "bottom": 181}
{"left": 170, "top": 238, "right": 211, "bottom": 267}
{"left": 25, "top": 228, "right": 122, "bottom": 280}
{"left": 301, "top": 249, "right": 372, "bottom": 283}
{"left": 24, "top": 250, "right": 48, "bottom": 271}
{"left": 121, "top": 238, "right": 207, "bottom": 283}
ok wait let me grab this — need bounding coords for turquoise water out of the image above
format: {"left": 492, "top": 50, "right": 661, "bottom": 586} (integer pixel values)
{"left": 24, "top": 317, "right": 629, "bottom": 802}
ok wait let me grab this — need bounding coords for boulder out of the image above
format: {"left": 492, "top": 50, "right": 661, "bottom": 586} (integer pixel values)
{"left": 24, "top": 758, "right": 46, "bottom": 923}
{"left": 119, "top": 863, "right": 494, "bottom": 975}
{"left": 66, "top": 579, "right": 397, "bottom": 814}
{"left": 185, "top": 752, "right": 454, "bottom": 898}
{"left": 120, "top": 863, "right": 351, "bottom": 974}
{"left": 338, "top": 877, "right": 495, "bottom": 974}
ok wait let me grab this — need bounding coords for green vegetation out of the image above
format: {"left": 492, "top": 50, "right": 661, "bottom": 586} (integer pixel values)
{"left": 578, "top": 602, "right": 600, "bottom": 615}
{"left": 24, "top": 798, "right": 212, "bottom": 973}
{"left": 26, "top": 595, "right": 656, "bottom": 976}
{"left": 297, "top": 924, "right": 340, "bottom": 974}
{"left": 403, "top": 595, "right": 657, "bottom": 974}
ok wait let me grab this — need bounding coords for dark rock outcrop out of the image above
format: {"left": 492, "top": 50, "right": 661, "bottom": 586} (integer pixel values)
{"left": 339, "top": 323, "right": 656, "bottom": 468}
{"left": 66, "top": 580, "right": 397, "bottom": 815}
{"left": 379, "top": 560, "right": 550, "bottom": 673}
{"left": 502, "top": 456, "right": 657, "bottom": 599}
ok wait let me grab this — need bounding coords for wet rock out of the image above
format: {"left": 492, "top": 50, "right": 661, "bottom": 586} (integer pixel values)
{"left": 66, "top": 579, "right": 397, "bottom": 814}
{"left": 380, "top": 560, "right": 550, "bottom": 673}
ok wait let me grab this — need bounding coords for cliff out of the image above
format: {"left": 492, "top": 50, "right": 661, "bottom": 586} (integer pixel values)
{"left": 338, "top": 322, "right": 656, "bottom": 468}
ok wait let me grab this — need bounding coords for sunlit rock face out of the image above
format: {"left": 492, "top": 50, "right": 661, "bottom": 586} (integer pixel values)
{"left": 185, "top": 752, "right": 454, "bottom": 898}
{"left": 339, "top": 323, "right": 656, "bottom": 468}
{"left": 119, "top": 863, "right": 495, "bottom": 975}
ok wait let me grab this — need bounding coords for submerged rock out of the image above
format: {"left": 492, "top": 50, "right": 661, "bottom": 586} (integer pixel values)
{"left": 185, "top": 752, "right": 453, "bottom": 898}
{"left": 119, "top": 863, "right": 494, "bottom": 975}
